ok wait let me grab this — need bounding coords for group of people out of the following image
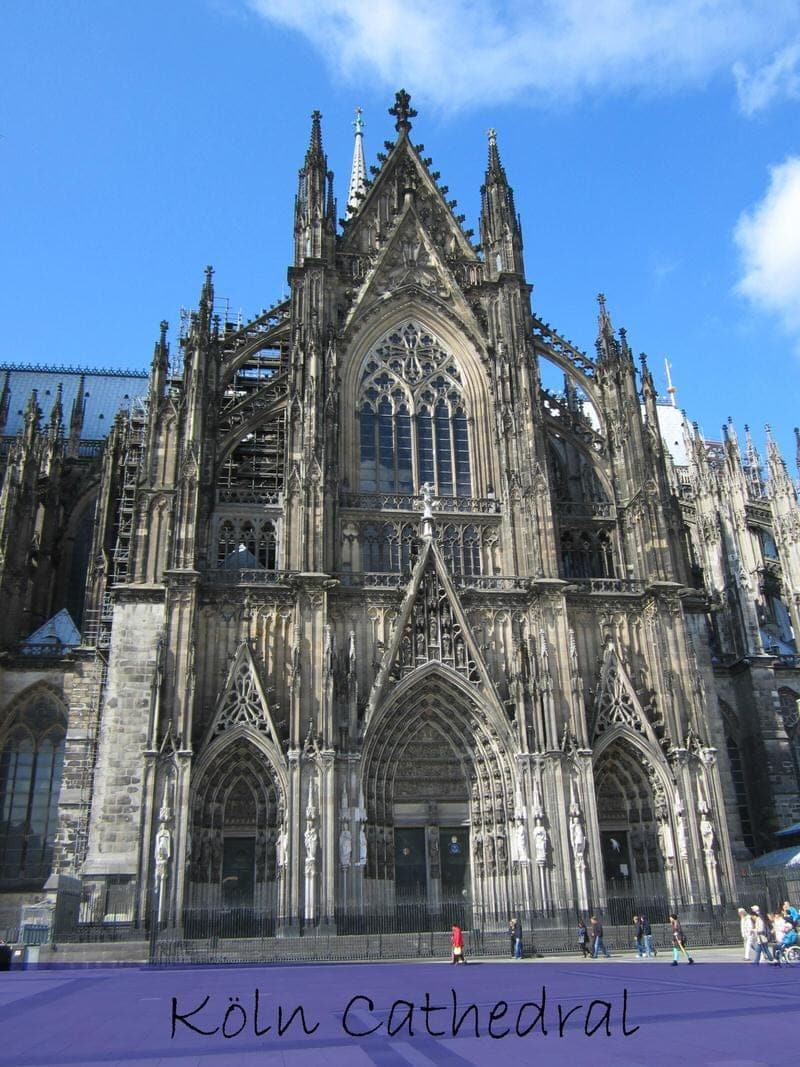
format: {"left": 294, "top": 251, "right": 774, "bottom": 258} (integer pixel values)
{"left": 576, "top": 913, "right": 694, "bottom": 963}
{"left": 738, "top": 901, "right": 799, "bottom": 965}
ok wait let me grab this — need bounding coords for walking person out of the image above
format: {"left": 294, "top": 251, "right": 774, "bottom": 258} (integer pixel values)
{"left": 640, "top": 914, "right": 655, "bottom": 957}
{"left": 750, "top": 906, "right": 773, "bottom": 965}
{"left": 509, "top": 917, "right": 523, "bottom": 960}
{"left": 590, "top": 916, "right": 610, "bottom": 958}
{"left": 451, "top": 924, "right": 467, "bottom": 964}
{"left": 738, "top": 906, "right": 754, "bottom": 961}
{"left": 577, "top": 918, "right": 591, "bottom": 958}
{"left": 669, "top": 913, "right": 694, "bottom": 965}
{"left": 633, "top": 915, "right": 645, "bottom": 957}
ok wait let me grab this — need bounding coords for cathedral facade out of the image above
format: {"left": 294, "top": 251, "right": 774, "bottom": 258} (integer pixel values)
{"left": 1, "top": 92, "right": 800, "bottom": 937}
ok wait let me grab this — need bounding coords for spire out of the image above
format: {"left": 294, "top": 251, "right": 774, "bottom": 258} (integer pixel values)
{"left": 595, "top": 293, "right": 619, "bottom": 363}
{"left": 480, "top": 126, "right": 524, "bottom": 278}
{"left": 346, "top": 107, "right": 367, "bottom": 218}
{"left": 68, "top": 374, "right": 86, "bottom": 445}
{"left": 664, "top": 358, "right": 677, "bottom": 407}
{"left": 795, "top": 426, "right": 800, "bottom": 480}
{"left": 389, "top": 89, "right": 416, "bottom": 135}
{"left": 743, "top": 424, "right": 765, "bottom": 499}
{"left": 294, "top": 110, "right": 334, "bottom": 265}
{"left": 48, "top": 383, "right": 63, "bottom": 440}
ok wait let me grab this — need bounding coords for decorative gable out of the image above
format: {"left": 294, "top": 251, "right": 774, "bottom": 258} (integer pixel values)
{"left": 591, "top": 639, "right": 662, "bottom": 750}
{"left": 204, "top": 642, "right": 282, "bottom": 748}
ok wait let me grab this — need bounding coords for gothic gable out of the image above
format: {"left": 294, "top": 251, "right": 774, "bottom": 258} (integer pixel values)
{"left": 591, "top": 639, "right": 662, "bottom": 752}
{"left": 341, "top": 130, "right": 478, "bottom": 267}
{"left": 366, "top": 536, "right": 500, "bottom": 719}
{"left": 203, "top": 642, "right": 282, "bottom": 750}
{"left": 343, "top": 204, "right": 483, "bottom": 337}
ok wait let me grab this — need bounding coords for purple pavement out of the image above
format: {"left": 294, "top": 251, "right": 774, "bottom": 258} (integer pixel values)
{"left": 0, "top": 961, "right": 797, "bottom": 1066}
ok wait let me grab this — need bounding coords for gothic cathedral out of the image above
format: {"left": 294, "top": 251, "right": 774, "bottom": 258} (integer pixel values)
{"left": 2, "top": 92, "right": 800, "bottom": 937}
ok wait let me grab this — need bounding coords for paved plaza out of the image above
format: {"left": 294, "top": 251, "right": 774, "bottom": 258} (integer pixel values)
{"left": 0, "top": 947, "right": 797, "bottom": 1066}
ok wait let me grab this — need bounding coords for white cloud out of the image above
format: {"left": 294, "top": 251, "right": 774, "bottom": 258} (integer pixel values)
{"left": 734, "top": 43, "right": 800, "bottom": 116}
{"left": 246, "top": 0, "right": 800, "bottom": 111}
{"left": 735, "top": 158, "right": 800, "bottom": 336}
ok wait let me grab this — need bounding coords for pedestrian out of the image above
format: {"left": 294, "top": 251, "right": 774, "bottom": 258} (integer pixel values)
{"left": 590, "top": 915, "right": 610, "bottom": 958}
{"left": 669, "top": 913, "right": 694, "bottom": 965}
{"left": 771, "top": 912, "right": 791, "bottom": 965}
{"left": 577, "top": 918, "right": 591, "bottom": 958}
{"left": 738, "top": 906, "right": 754, "bottom": 961}
{"left": 633, "top": 915, "right": 645, "bottom": 957}
{"left": 508, "top": 917, "right": 519, "bottom": 959}
{"left": 451, "top": 924, "right": 467, "bottom": 964}
{"left": 640, "top": 914, "right": 656, "bottom": 957}
{"left": 750, "top": 906, "right": 774, "bottom": 965}
{"left": 0, "top": 939, "right": 11, "bottom": 972}
{"left": 782, "top": 900, "right": 799, "bottom": 924}
{"left": 509, "top": 917, "right": 523, "bottom": 960}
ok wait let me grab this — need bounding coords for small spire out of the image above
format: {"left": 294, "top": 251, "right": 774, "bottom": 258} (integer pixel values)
{"left": 389, "top": 89, "right": 417, "bottom": 134}
{"left": 200, "top": 265, "right": 214, "bottom": 310}
{"left": 69, "top": 374, "right": 86, "bottom": 443}
{"left": 346, "top": 107, "right": 367, "bottom": 218}
{"left": 664, "top": 358, "right": 677, "bottom": 407}
{"left": 0, "top": 370, "right": 10, "bottom": 434}
{"left": 48, "top": 383, "right": 63, "bottom": 438}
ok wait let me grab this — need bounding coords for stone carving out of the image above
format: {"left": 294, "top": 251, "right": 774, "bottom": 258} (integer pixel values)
{"left": 700, "top": 815, "right": 716, "bottom": 854}
{"left": 515, "top": 821, "right": 529, "bottom": 863}
{"left": 339, "top": 825, "right": 352, "bottom": 868}
{"left": 276, "top": 824, "right": 288, "bottom": 870}
{"left": 304, "top": 820, "right": 318, "bottom": 873}
{"left": 533, "top": 821, "right": 548, "bottom": 865}
{"left": 570, "top": 815, "right": 586, "bottom": 864}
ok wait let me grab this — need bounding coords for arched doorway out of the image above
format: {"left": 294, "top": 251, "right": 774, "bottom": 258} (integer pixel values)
{"left": 362, "top": 669, "right": 516, "bottom": 922}
{"left": 594, "top": 738, "right": 670, "bottom": 919}
{"left": 188, "top": 737, "right": 283, "bottom": 931}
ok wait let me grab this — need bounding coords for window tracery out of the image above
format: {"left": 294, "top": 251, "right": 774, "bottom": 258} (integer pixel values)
{"left": 215, "top": 516, "right": 278, "bottom": 570}
{"left": 358, "top": 323, "right": 472, "bottom": 496}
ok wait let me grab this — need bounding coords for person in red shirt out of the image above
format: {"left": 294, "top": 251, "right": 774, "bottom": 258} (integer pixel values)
{"left": 451, "top": 924, "right": 466, "bottom": 964}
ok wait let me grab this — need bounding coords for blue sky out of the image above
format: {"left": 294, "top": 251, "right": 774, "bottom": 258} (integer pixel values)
{"left": 2, "top": 1, "right": 800, "bottom": 462}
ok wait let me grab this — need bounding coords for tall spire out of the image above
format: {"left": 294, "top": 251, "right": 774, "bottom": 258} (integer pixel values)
{"left": 346, "top": 107, "right": 367, "bottom": 218}
{"left": 307, "top": 109, "right": 324, "bottom": 163}
{"left": 664, "top": 358, "right": 677, "bottom": 407}
{"left": 487, "top": 127, "right": 506, "bottom": 179}
{"left": 294, "top": 110, "right": 334, "bottom": 265}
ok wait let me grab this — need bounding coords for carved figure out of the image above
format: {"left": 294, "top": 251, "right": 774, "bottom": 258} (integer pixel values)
{"left": 421, "top": 481, "right": 434, "bottom": 520}
{"left": 276, "top": 825, "right": 288, "bottom": 870}
{"left": 155, "top": 823, "right": 171, "bottom": 880}
{"left": 570, "top": 816, "right": 586, "bottom": 862}
{"left": 358, "top": 825, "right": 367, "bottom": 866}
{"left": 304, "top": 822, "right": 318, "bottom": 872}
{"left": 515, "top": 821, "right": 529, "bottom": 862}
{"left": 700, "top": 816, "right": 716, "bottom": 853}
{"left": 533, "top": 822, "right": 548, "bottom": 864}
{"left": 339, "top": 825, "right": 352, "bottom": 867}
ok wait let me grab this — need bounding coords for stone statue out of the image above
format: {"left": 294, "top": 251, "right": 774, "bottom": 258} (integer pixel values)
{"left": 533, "top": 822, "right": 548, "bottom": 865}
{"left": 339, "top": 825, "right": 352, "bottom": 868}
{"left": 155, "top": 823, "right": 171, "bottom": 881}
{"left": 515, "top": 821, "right": 529, "bottom": 862}
{"left": 676, "top": 814, "right": 689, "bottom": 860}
{"left": 570, "top": 816, "right": 586, "bottom": 863}
{"left": 304, "top": 822, "right": 318, "bottom": 872}
{"left": 358, "top": 825, "right": 367, "bottom": 866}
{"left": 276, "top": 824, "right": 288, "bottom": 870}
{"left": 657, "top": 820, "right": 675, "bottom": 862}
{"left": 421, "top": 481, "right": 434, "bottom": 520}
{"left": 700, "top": 816, "right": 716, "bottom": 854}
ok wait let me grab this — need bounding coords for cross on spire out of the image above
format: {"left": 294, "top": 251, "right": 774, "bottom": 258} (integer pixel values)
{"left": 389, "top": 89, "right": 417, "bottom": 134}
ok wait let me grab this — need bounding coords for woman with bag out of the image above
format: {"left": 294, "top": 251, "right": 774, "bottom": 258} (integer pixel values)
{"left": 577, "top": 918, "right": 591, "bottom": 958}
{"left": 669, "top": 913, "right": 694, "bottom": 965}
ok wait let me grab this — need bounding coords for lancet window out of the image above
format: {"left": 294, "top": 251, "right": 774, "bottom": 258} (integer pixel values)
{"left": 0, "top": 693, "right": 65, "bottom": 884}
{"left": 559, "top": 529, "right": 614, "bottom": 579}
{"left": 358, "top": 323, "right": 472, "bottom": 496}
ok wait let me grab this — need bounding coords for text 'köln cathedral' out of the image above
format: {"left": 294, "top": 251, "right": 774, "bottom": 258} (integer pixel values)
{"left": 1, "top": 92, "right": 800, "bottom": 941}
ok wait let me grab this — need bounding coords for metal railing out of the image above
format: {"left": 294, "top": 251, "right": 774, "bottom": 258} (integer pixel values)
{"left": 340, "top": 491, "right": 501, "bottom": 515}
{"left": 567, "top": 577, "right": 646, "bottom": 595}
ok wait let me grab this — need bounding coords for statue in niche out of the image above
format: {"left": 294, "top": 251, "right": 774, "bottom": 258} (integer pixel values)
{"left": 570, "top": 815, "right": 586, "bottom": 864}
{"left": 495, "top": 830, "right": 508, "bottom": 865}
{"left": 155, "top": 823, "right": 171, "bottom": 885}
{"left": 276, "top": 823, "right": 288, "bottom": 870}
{"left": 657, "top": 820, "right": 675, "bottom": 864}
{"left": 339, "top": 825, "right": 352, "bottom": 868}
{"left": 304, "top": 821, "right": 318, "bottom": 873}
{"left": 676, "top": 814, "right": 689, "bottom": 860}
{"left": 533, "top": 821, "right": 548, "bottom": 865}
{"left": 357, "top": 825, "right": 367, "bottom": 867}
{"left": 515, "top": 821, "right": 529, "bottom": 862}
{"left": 700, "top": 815, "right": 716, "bottom": 854}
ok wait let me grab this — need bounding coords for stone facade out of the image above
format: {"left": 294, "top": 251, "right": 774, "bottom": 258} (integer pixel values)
{"left": 1, "top": 92, "right": 799, "bottom": 933}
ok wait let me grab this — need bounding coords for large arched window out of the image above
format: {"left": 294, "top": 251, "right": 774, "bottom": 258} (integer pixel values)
{"left": 358, "top": 323, "right": 472, "bottom": 496}
{"left": 0, "top": 693, "right": 66, "bottom": 884}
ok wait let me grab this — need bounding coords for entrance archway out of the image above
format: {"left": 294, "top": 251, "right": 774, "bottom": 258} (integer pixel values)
{"left": 362, "top": 668, "right": 516, "bottom": 918}
{"left": 594, "top": 738, "right": 670, "bottom": 918}
{"left": 188, "top": 737, "right": 283, "bottom": 923}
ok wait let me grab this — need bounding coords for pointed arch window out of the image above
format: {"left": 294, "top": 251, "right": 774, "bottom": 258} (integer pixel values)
{"left": 0, "top": 694, "right": 65, "bottom": 884}
{"left": 358, "top": 323, "right": 472, "bottom": 497}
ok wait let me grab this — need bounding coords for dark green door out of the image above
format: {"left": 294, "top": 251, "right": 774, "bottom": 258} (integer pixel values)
{"left": 394, "top": 827, "right": 427, "bottom": 898}
{"left": 222, "top": 837, "right": 254, "bottom": 907}
{"left": 440, "top": 827, "right": 469, "bottom": 899}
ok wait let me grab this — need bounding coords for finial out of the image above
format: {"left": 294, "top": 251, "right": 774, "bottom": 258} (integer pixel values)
{"left": 346, "top": 107, "right": 367, "bottom": 218}
{"left": 308, "top": 110, "right": 323, "bottom": 156}
{"left": 159, "top": 320, "right": 168, "bottom": 345}
{"left": 353, "top": 106, "right": 364, "bottom": 136}
{"left": 389, "top": 89, "right": 417, "bottom": 134}
{"left": 486, "top": 127, "right": 505, "bottom": 177}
